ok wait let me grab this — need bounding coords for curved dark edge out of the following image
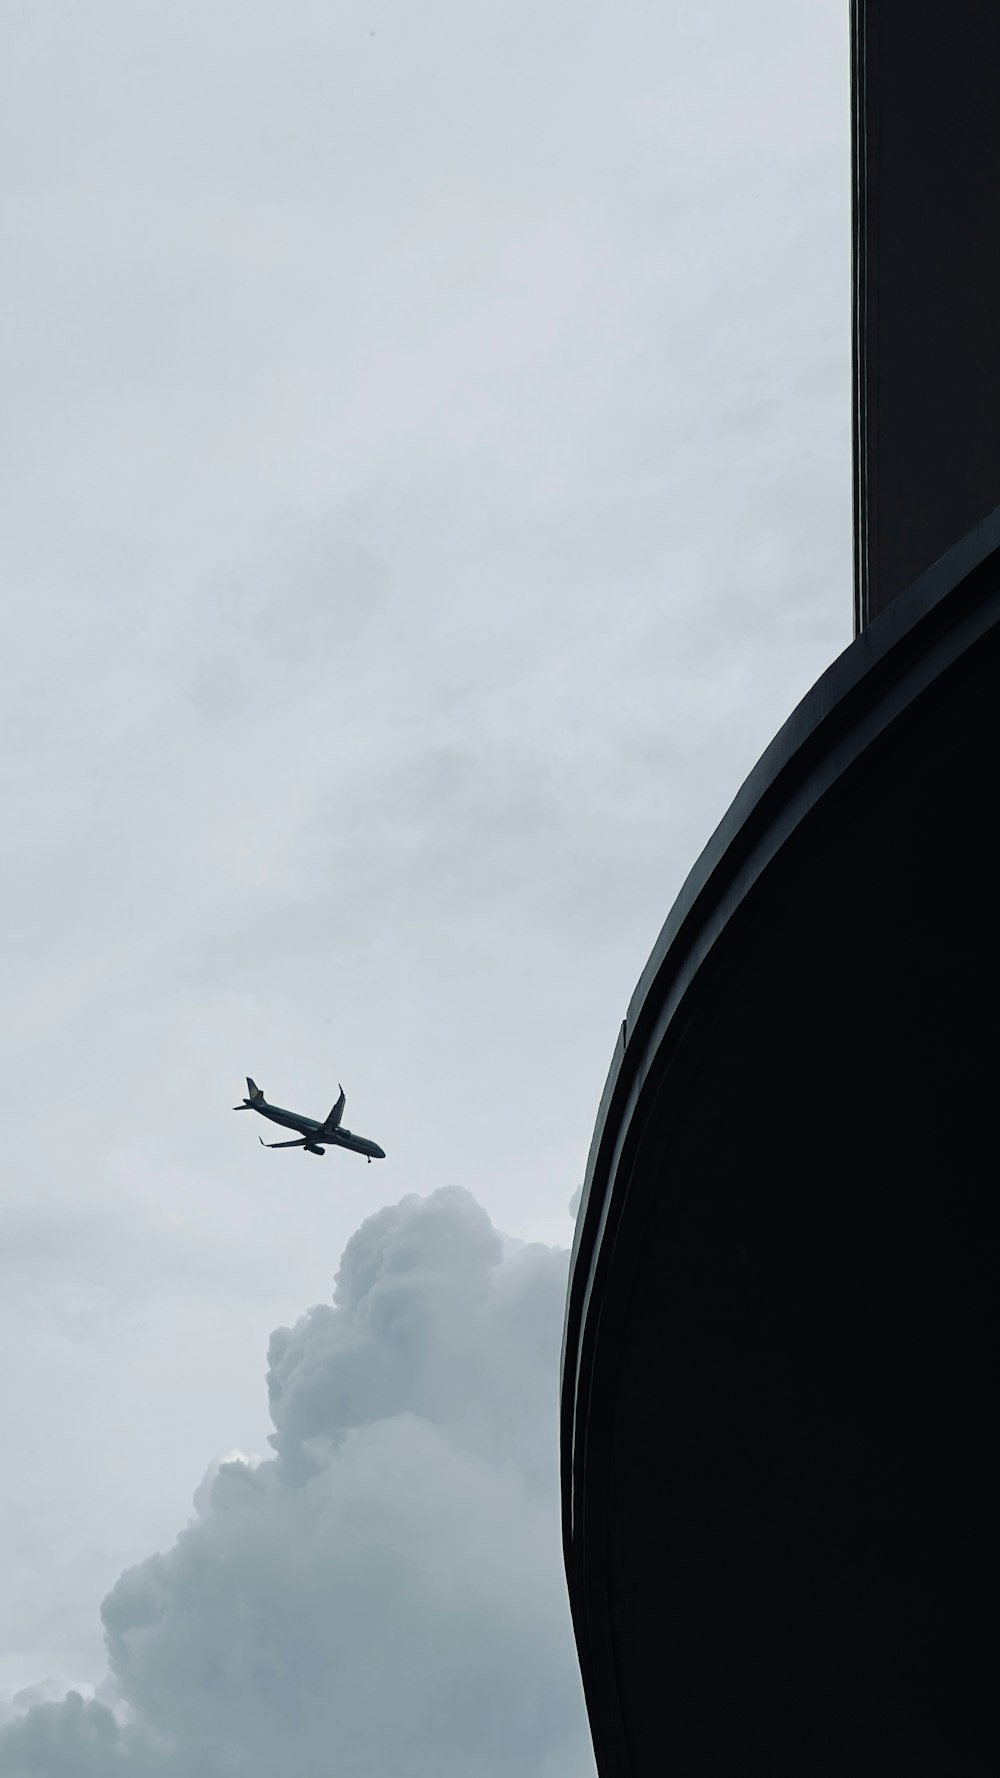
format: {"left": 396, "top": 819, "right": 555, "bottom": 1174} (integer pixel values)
{"left": 560, "top": 509, "right": 1000, "bottom": 1775}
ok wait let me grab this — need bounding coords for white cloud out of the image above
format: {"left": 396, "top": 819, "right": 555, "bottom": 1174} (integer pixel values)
{"left": 0, "top": 1190, "right": 592, "bottom": 1777}
{"left": 0, "top": 1692, "right": 135, "bottom": 1777}
{"left": 0, "top": 1678, "right": 95, "bottom": 1731}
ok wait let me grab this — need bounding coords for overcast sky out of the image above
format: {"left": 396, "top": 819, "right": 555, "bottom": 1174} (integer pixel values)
{"left": 1, "top": 0, "right": 849, "bottom": 1768}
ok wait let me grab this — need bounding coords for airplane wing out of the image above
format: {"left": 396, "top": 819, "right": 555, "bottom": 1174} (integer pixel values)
{"left": 324, "top": 1085, "right": 346, "bottom": 1130}
{"left": 259, "top": 1136, "right": 310, "bottom": 1149}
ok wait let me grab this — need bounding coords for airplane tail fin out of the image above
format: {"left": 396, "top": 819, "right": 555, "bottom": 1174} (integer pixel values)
{"left": 234, "top": 1078, "right": 265, "bottom": 1108}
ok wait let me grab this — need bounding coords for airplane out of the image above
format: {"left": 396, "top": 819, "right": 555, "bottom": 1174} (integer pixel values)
{"left": 233, "top": 1078, "right": 385, "bottom": 1162}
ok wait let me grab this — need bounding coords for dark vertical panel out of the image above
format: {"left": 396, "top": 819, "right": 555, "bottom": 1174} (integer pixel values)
{"left": 853, "top": 0, "right": 1000, "bottom": 629}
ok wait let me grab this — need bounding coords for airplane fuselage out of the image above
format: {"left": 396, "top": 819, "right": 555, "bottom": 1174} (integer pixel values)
{"left": 254, "top": 1098, "right": 385, "bottom": 1159}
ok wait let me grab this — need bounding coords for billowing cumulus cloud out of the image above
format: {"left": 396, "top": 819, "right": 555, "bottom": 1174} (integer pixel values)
{"left": 0, "top": 1190, "right": 592, "bottom": 1777}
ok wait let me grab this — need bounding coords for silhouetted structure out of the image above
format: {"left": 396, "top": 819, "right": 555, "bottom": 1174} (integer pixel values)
{"left": 562, "top": 7, "right": 1000, "bottom": 1773}
{"left": 852, "top": 2, "right": 1000, "bottom": 627}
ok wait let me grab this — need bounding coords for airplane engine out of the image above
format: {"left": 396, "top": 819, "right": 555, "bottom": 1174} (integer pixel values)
{"left": 305, "top": 1144, "right": 325, "bottom": 1155}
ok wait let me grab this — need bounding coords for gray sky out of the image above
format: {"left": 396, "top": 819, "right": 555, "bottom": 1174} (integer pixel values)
{"left": 1, "top": 0, "right": 849, "bottom": 1766}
